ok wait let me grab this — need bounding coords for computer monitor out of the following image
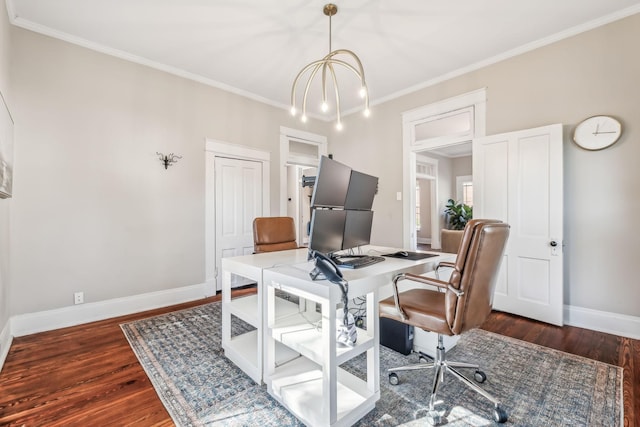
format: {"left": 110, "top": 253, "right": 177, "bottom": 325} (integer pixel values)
{"left": 344, "top": 170, "right": 378, "bottom": 210}
{"left": 308, "top": 209, "right": 346, "bottom": 255}
{"left": 310, "top": 156, "right": 352, "bottom": 208}
{"left": 342, "top": 210, "right": 374, "bottom": 250}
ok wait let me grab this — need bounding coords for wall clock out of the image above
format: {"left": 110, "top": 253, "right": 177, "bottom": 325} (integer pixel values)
{"left": 573, "top": 115, "right": 622, "bottom": 151}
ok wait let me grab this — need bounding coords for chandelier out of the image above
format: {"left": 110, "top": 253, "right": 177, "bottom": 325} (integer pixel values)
{"left": 290, "top": 3, "right": 370, "bottom": 130}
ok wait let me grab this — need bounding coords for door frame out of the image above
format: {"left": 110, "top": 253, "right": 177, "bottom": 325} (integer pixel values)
{"left": 205, "top": 139, "right": 270, "bottom": 295}
{"left": 402, "top": 89, "right": 487, "bottom": 248}
{"left": 279, "top": 126, "right": 327, "bottom": 245}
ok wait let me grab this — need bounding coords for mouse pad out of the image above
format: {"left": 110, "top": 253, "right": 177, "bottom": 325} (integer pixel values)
{"left": 382, "top": 252, "right": 439, "bottom": 261}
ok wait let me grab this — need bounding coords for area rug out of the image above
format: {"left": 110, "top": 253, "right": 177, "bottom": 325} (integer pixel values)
{"left": 121, "top": 301, "right": 622, "bottom": 426}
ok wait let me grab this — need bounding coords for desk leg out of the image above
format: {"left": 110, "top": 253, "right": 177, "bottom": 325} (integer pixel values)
{"left": 366, "top": 289, "right": 380, "bottom": 394}
{"left": 221, "top": 270, "right": 232, "bottom": 349}
{"left": 321, "top": 295, "right": 338, "bottom": 425}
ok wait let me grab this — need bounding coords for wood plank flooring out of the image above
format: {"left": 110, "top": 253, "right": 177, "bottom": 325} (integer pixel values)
{"left": 1, "top": 292, "right": 637, "bottom": 426}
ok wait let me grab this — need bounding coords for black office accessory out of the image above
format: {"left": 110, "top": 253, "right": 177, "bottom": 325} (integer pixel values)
{"left": 379, "top": 317, "right": 414, "bottom": 355}
{"left": 333, "top": 255, "right": 385, "bottom": 269}
{"left": 308, "top": 209, "right": 347, "bottom": 255}
{"left": 308, "top": 250, "right": 357, "bottom": 346}
{"left": 310, "top": 156, "right": 352, "bottom": 208}
{"left": 344, "top": 170, "right": 378, "bottom": 210}
{"left": 382, "top": 251, "right": 439, "bottom": 261}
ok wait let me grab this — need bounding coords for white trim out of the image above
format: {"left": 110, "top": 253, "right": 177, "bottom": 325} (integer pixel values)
{"left": 280, "top": 126, "right": 328, "bottom": 145}
{"left": 564, "top": 304, "right": 640, "bottom": 340}
{"left": 205, "top": 139, "right": 270, "bottom": 162}
{"left": 367, "top": 5, "right": 640, "bottom": 110}
{"left": 0, "top": 319, "right": 12, "bottom": 372}
{"left": 10, "top": 283, "right": 207, "bottom": 337}
{"left": 7, "top": 1, "right": 640, "bottom": 121}
{"left": 7, "top": 12, "right": 290, "bottom": 114}
{"left": 1, "top": 297, "right": 638, "bottom": 373}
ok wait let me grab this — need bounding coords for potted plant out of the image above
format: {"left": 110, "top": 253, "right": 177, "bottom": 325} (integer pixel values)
{"left": 444, "top": 199, "right": 473, "bottom": 230}
{"left": 441, "top": 199, "right": 473, "bottom": 253}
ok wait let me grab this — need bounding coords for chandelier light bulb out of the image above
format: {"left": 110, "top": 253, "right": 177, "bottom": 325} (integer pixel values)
{"left": 363, "top": 108, "right": 371, "bottom": 117}
{"left": 301, "top": 114, "right": 308, "bottom": 123}
{"left": 290, "top": 106, "right": 297, "bottom": 116}
{"left": 321, "top": 101, "right": 329, "bottom": 112}
{"left": 336, "top": 121, "right": 343, "bottom": 131}
{"left": 359, "top": 87, "right": 367, "bottom": 98}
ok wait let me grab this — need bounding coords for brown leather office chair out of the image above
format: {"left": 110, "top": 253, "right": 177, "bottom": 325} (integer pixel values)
{"left": 379, "top": 219, "right": 510, "bottom": 425}
{"left": 252, "top": 216, "right": 299, "bottom": 253}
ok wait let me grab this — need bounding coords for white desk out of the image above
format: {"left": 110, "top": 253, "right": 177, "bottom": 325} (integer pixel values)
{"left": 221, "top": 247, "right": 454, "bottom": 426}
{"left": 221, "top": 249, "right": 309, "bottom": 383}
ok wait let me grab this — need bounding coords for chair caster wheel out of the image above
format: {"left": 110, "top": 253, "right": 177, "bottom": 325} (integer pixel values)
{"left": 493, "top": 406, "right": 508, "bottom": 423}
{"left": 426, "top": 410, "right": 442, "bottom": 425}
{"left": 388, "top": 372, "right": 399, "bottom": 386}
{"left": 474, "top": 370, "right": 487, "bottom": 383}
{"left": 418, "top": 351, "right": 433, "bottom": 363}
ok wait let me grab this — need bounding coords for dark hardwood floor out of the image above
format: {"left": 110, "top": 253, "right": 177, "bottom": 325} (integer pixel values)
{"left": 1, "top": 291, "right": 637, "bottom": 426}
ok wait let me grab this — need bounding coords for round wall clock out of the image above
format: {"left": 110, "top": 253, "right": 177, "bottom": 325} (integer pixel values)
{"left": 573, "top": 115, "right": 622, "bottom": 151}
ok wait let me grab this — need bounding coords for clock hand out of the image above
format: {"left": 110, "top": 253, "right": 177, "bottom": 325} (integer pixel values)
{"left": 594, "top": 131, "right": 617, "bottom": 135}
{"left": 593, "top": 123, "right": 600, "bottom": 135}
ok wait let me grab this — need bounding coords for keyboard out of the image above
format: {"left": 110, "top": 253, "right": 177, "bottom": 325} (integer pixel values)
{"left": 334, "top": 255, "right": 385, "bottom": 269}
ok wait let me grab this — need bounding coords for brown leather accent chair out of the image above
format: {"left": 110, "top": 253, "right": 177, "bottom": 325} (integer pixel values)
{"left": 252, "top": 216, "right": 299, "bottom": 253}
{"left": 379, "top": 219, "right": 510, "bottom": 424}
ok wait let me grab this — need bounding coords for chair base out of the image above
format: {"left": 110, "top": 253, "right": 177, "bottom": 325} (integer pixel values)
{"left": 387, "top": 334, "right": 508, "bottom": 425}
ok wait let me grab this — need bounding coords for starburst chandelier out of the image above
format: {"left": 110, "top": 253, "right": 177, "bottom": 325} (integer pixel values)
{"left": 290, "top": 3, "right": 370, "bottom": 130}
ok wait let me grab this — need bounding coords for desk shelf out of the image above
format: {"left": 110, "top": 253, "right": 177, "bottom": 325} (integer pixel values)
{"left": 269, "top": 357, "right": 377, "bottom": 427}
{"left": 265, "top": 272, "right": 380, "bottom": 427}
{"left": 271, "top": 311, "right": 374, "bottom": 366}
{"left": 222, "top": 251, "right": 310, "bottom": 384}
{"left": 230, "top": 293, "right": 301, "bottom": 328}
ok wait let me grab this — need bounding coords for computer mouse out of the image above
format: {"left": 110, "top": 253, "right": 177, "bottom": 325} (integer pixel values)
{"left": 396, "top": 251, "right": 409, "bottom": 257}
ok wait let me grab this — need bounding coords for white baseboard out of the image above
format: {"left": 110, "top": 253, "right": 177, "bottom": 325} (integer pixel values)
{"left": 417, "top": 237, "right": 431, "bottom": 244}
{"left": 564, "top": 304, "right": 640, "bottom": 340}
{"left": 0, "top": 319, "right": 12, "bottom": 372}
{"left": 10, "top": 282, "right": 208, "bottom": 337}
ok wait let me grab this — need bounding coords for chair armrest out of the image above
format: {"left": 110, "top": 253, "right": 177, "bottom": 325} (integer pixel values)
{"left": 437, "top": 261, "right": 455, "bottom": 269}
{"left": 391, "top": 273, "right": 449, "bottom": 321}
{"left": 435, "top": 261, "right": 455, "bottom": 280}
{"left": 391, "top": 272, "right": 465, "bottom": 321}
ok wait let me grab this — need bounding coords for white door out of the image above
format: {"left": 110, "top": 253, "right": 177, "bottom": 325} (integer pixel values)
{"left": 473, "top": 124, "right": 563, "bottom": 325}
{"left": 215, "top": 157, "right": 263, "bottom": 290}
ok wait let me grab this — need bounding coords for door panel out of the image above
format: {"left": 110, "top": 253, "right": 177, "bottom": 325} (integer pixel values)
{"left": 474, "top": 124, "right": 563, "bottom": 325}
{"left": 215, "top": 157, "right": 263, "bottom": 289}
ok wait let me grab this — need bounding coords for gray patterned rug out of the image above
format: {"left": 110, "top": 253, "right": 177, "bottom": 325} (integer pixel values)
{"left": 120, "top": 301, "right": 622, "bottom": 426}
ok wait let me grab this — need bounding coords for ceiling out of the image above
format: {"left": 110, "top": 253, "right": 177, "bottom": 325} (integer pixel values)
{"left": 7, "top": 0, "right": 640, "bottom": 126}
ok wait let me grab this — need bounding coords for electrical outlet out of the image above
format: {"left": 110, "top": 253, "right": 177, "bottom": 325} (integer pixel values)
{"left": 74, "top": 292, "right": 84, "bottom": 305}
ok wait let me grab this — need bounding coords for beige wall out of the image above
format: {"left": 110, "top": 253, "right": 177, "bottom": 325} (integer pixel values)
{"left": 0, "top": 0, "right": 12, "bottom": 339}
{"left": 8, "top": 26, "right": 328, "bottom": 315}
{"left": 4, "top": 9, "right": 640, "bottom": 324}
{"left": 331, "top": 13, "right": 640, "bottom": 318}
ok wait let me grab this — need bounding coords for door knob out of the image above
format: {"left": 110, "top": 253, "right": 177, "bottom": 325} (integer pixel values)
{"left": 550, "top": 241, "right": 558, "bottom": 247}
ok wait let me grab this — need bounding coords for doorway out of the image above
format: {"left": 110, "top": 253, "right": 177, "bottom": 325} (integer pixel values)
{"left": 402, "top": 89, "right": 487, "bottom": 249}
{"left": 279, "top": 127, "right": 327, "bottom": 247}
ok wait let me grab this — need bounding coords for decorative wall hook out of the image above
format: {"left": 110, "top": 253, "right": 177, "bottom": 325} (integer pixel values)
{"left": 156, "top": 152, "right": 182, "bottom": 169}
